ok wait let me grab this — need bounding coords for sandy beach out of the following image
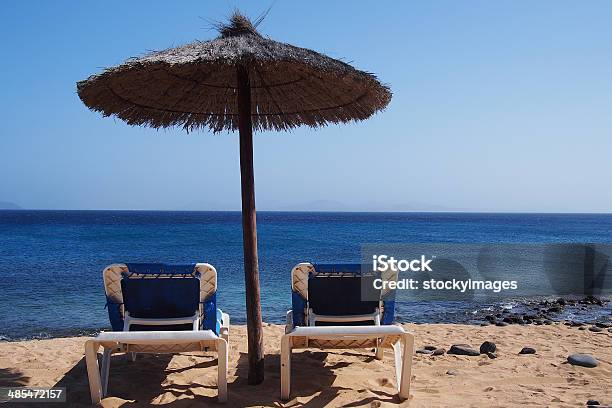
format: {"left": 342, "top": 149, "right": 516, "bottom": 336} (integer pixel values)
{"left": 1, "top": 323, "right": 610, "bottom": 407}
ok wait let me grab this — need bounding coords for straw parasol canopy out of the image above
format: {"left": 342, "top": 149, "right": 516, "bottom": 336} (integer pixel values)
{"left": 77, "top": 13, "right": 390, "bottom": 133}
{"left": 77, "top": 12, "right": 391, "bottom": 386}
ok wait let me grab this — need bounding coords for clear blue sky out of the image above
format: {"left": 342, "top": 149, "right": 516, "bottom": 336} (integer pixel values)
{"left": 1, "top": 1, "right": 611, "bottom": 212}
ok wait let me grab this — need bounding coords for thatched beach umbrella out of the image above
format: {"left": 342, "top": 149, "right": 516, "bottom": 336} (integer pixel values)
{"left": 77, "top": 12, "right": 391, "bottom": 384}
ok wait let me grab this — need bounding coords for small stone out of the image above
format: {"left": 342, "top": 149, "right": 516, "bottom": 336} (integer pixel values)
{"left": 586, "top": 399, "right": 600, "bottom": 406}
{"left": 519, "top": 347, "right": 536, "bottom": 355}
{"left": 431, "top": 348, "right": 445, "bottom": 356}
{"left": 487, "top": 352, "right": 497, "bottom": 359}
{"left": 503, "top": 315, "right": 523, "bottom": 324}
{"left": 424, "top": 345, "right": 437, "bottom": 351}
{"left": 446, "top": 369, "right": 459, "bottom": 376}
{"left": 480, "top": 341, "right": 496, "bottom": 354}
{"left": 544, "top": 320, "right": 553, "bottom": 325}
{"left": 595, "top": 322, "right": 610, "bottom": 328}
{"left": 416, "top": 349, "right": 433, "bottom": 355}
{"left": 579, "top": 326, "right": 587, "bottom": 331}
{"left": 567, "top": 353, "right": 598, "bottom": 368}
{"left": 480, "top": 322, "right": 490, "bottom": 327}
{"left": 448, "top": 345, "right": 480, "bottom": 356}
{"left": 496, "top": 321, "right": 509, "bottom": 327}
{"left": 589, "top": 326, "right": 603, "bottom": 333}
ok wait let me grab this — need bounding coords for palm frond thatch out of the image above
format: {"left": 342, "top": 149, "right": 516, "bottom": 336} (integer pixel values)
{"left": 77, "top": 12, "right": 392, "bottom": 133}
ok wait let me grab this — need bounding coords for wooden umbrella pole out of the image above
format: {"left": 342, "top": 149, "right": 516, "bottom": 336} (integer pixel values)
{"left": 237, "top": 64, "right": 265, "bottom": 384}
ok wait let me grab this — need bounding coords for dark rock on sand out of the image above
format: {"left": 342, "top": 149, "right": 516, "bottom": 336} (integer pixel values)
{"left": 480, "top": 341, "right": 496, "bottom": 354}
{"left": 595, "top": 322, "right": 610, "bottom": 328}
{"left": 431, "top": 348, "right": 445, "bottom": 356}
{"left": 586, "top": 400, "right": 600, "bottom": 406}
{"left": 567, "top": 353, "right": 598, "bottom": 368}
{"left": 424, "top": 345, "right": 437, "bottom": 351}
{"left": 487, "top": 352, "right": 497, "bottom": 359}
{"left": 589, "top": 326, "right": 603, "bottom": 333}
{"left": 416, "top": 349, "right": 434, "bottom": 355}
{"left": 503, "top": 315, "right": 523, "bottom": 324}
{"left": 496, "top": 321, "right": 509, "bottom": 327}
{"left": 519, "top": 347, "right": 536, "bottom": 355}
{"left": 579, "top": 326, "right": 587, "bottom": 331}
{"left": 580, "top": 296, "right": 604, "bottom": 306}
{"left": 448, "top": 345, "right": 480, "bottom": 356}
{"left": 480, "top": 322, "right": 490, "bottom": 327}
{"left": 446, "top": 369, "right": 459, "bottom": 376}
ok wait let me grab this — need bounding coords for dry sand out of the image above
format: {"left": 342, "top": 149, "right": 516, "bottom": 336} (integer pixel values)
{"left": 0, "top": 323, "right": 610, "bottom": 407}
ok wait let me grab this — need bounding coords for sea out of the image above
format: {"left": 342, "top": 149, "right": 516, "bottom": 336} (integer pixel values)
{"left": 1, "top": 210, "right": 611, "bottom": 340}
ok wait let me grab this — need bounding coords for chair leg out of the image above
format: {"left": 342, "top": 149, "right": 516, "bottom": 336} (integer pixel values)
{"left": 101, "top": 348, "right": 112, "bottom": 397}
{"left": 395, "top": 333, "right": 414, "bottom": 400}
{"left": 216, "top": 338, "right": 228, "bottom": 403}
{"left": 375, "top": 339, "right": 384, "bottom": 360}
{"left": 85, "top": 340, "right": 102, "bottom": 404}
{"left": 280, "top": 335, "right": 292, "bottom": 400}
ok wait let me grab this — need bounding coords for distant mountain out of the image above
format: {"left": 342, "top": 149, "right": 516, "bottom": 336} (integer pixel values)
{"left": 273, "top": 200, "right": 456, "bottom": 212}
{"left": 275, "top": 200, "right": 353, "bottom": 212}
{"left": 0, "top": 201, "right": 22, "bottom": 210}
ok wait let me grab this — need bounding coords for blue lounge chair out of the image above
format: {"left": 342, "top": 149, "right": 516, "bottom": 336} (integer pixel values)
{"left": 281, "top": 263, "right": 414, "bottom": 401}
{"left": 85, "top": 263, "right": 229, "bottom": 404}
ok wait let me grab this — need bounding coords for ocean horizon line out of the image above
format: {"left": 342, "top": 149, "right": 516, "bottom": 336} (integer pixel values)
{"left": 2, "top": 208, "right": 612, "bottom": 215}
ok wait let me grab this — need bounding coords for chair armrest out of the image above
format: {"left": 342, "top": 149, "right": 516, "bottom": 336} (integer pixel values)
{"left": 218, "top": 309, "right": 230, "bottom": 343}
{"left": 221, "top": 312, "right": 230, "bottom": 328}
{"left": 285, "top": 310, "right": 294, "bottom": 333}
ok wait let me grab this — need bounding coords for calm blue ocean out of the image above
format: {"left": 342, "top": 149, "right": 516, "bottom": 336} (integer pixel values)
{"left": 1, "top": 210, "right": 611, "bottom": 340}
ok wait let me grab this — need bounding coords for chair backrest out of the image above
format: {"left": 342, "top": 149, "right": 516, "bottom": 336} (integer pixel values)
{"left": 291, "top": 262, "right": 396, "bottom": 328}
{"left": 103, "top": 263, "right": 219, "bottom": 333}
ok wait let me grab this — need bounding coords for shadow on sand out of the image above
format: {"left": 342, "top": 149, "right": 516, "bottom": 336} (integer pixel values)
{"left": 0, "top": 367, "right": 30, "bottom": 387}
{"left": 50, "top": 349, "right": 401, "bottom": 407}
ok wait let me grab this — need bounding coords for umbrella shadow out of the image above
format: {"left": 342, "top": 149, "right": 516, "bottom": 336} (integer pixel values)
{"left": 228, "top": 351, "right": 402, "bottom": 408}
{"left": 216, "top": 351, "right": 341, "bottom": 408}
{"left": 49, "top": 349, "right": 404, "bottom": 407}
